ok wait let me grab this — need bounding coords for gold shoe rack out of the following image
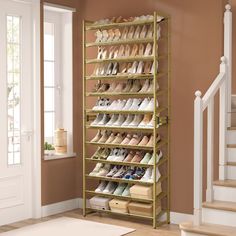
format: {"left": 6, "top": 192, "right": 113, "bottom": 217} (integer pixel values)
{"left": 82, "top": 12, "right": 171, "bottom": 228}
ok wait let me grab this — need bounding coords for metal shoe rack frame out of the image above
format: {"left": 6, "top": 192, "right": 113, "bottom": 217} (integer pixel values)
{"left": 82, "top": 12, "right": 171, "bottom": 228}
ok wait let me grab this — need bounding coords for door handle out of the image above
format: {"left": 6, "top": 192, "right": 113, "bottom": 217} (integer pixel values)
{"left": 21, "top": 130, "right": 33, "bottom": 141}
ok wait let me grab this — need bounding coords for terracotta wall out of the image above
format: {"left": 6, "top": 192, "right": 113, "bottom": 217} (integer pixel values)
{"left": 41, "top": 0, "right": 228, "bottom": 215}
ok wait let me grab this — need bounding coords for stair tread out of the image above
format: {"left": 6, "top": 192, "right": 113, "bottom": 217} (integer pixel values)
{"left": 227, "top": 162, "right": 236, "bottom": 166}
{"left": 180, "top": 222, "right": 236, "bottom": 236}
{"left": 227, "top": 144, "right": 236, "bottom": 148}
{"left": 227, "top": 127, "right": 236, "bottom": 130}
{"left": 202, "top": 200, "right": 236, "bottom": 212}
{"left": 214, "top": 179, "right": 236, "bottom": 187}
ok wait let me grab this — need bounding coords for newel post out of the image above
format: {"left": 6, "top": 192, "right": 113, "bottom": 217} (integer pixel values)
{"left": 194, "top": 91, "right": 203, "bottom": 226}
{"left": 224, "top": 4, "right": 232, "bottom": 125}
{"left": 219, "top": 57, "right": 227, "bottom": 180}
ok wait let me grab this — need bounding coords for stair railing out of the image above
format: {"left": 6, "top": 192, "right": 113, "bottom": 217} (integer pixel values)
{"left": 193, "top": 4, "right": 232, "bottom": 226}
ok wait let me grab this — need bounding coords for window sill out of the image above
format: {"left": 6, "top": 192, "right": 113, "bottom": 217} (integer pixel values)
{"left": 44, "top": 152, "right": 76, "bottom": 161}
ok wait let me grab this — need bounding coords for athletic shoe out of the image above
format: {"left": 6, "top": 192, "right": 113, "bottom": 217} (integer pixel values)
{"left": 113, "top": 183, "right": 127, "bottom": 196}
{"left": 148, "top": 150, "right": 163, "bottom": 164}
{"left": 140, "top": 152, "right": 152, "bottom": 164}
{"left": 95, "top": 181, "right": 107, "bottom": 193}
{"left": 103, "top": 182, "right": 117, "bottom": 194}
{"left": 89, "top": 163, "right": 103, "bottom": 176}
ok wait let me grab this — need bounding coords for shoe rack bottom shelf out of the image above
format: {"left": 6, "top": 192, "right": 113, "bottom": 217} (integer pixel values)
{"left": 86, "top": 207, "right": 167, "bottom": 221}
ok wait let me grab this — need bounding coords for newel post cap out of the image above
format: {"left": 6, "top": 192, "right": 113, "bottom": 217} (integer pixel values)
{"left": 225, "top": 4, "right": 231, "bottom": 11}
{"left": 195, "top": 91, "right": 202, "bottom": 97}
{"left": 221, "top": 56, "right": 226, "bottom": 64}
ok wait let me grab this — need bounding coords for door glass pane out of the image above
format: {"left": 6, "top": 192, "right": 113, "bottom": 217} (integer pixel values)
{"left": 44, "top": 112, "right": 55, "bottom": 144}
{"left": 44, "top": 87, "right": 55, "bottom": 111}
{"left": 44, "top": 22, "right": 54, "bottom": 61}
{"left": 44, "top": 61, "right": 54, "bottom": 86}
{"left": 7, "top": 15, "right": 21, "bottom": 165}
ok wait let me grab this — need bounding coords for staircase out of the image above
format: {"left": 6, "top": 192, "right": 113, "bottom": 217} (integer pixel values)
{"left": 180, "top": 5, "right": 236, "bottom": 236}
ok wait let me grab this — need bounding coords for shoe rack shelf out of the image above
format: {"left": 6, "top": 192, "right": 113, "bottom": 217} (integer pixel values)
{"left": 83, "top": 12, "right": 171, "bottom": 228}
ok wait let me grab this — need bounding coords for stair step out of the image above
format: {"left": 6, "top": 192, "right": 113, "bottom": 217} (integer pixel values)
{"left": 227, "top": 162, "right": 236, "bottom": 166}
{"left": 214, "top": 179, "right": 236, "bottom": 188}
{"left": 180, "top": 222, "right": 236, "bottom": 236}
{"left": 227, "top": 144, "right": 236, "bottom": 148}
{"left": 227, "top": 127, "right": 236, "bottom": 130}
{"left": 202, "top": 200, "right": 236, "bottom": 212}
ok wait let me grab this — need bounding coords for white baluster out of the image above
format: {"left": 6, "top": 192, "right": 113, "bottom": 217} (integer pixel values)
{"left": 194, "top": 90, "right": 203, "bottom": 226}
{"left": 206, "top": 99, "right": 214, "bottom": 202}
{"left": 224, "top": 4, "right": 232, "bottom": 126}
{"left": 219, "top": 57, "right": 227, "bottom": 180}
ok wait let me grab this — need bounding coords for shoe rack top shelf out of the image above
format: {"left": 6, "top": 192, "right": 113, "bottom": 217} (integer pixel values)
{"left": 86, "top": 140, "right": 168, "bottom": 151}
{"left": 85, "top": 157, "right": 168, "bottom": 168}
{"left": 86, "top": 55, "right": 156, "bottom": 64}
{"left": 85, "top": 73, "right": 166, "bottom": 81}
{"left": 86, "top": 107, "right": 167, "bottom": 115}
{"left": 85, "top": 18, "right": 165, "bottom": 31}
{"left": 86, "top": 190, "right": 167, "bottom": 204}
{"left": 86, "top": 174, "right": 167, "bottom": 186}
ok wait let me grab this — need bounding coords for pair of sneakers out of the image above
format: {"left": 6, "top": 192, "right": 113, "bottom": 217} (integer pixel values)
{"left": 91, "top": 148, "right": 111, "bottom": 160}
{"left": 92, "top": 98, "right": 111, "bottom": 110}
{"left": 95, "top": 181, "right": 118, "bottom": 194}
{"left": 107, "top": 148, "right": 128, "bottom": 162}
{"left": 140, "top": 150, "right": 163, "bottom": 165}
{"left": 141, "top": 166, "right": 161, "bottom": 183}
{"left": 89, "top": 163, "right": 110, "bottom": 177}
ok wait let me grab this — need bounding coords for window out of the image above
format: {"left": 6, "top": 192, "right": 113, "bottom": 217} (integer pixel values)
{"left": 7, "top": 15, "right": 21, "bottom": 165}
{"left": 44, "top": 18, "right": 61, "bottom": 145}
{"left": 43, "top": 8, "right": 73, "bottom": 156}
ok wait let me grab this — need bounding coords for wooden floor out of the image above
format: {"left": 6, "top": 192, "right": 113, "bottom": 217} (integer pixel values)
{"left": 0, "top": 209, "right": 180, "bottom": 236}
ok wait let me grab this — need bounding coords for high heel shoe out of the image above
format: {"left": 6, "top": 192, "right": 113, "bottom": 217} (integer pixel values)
{"left": 95, "top": 30, "right": 103, "bottom": 43}
{"left": 108, "top": 46, "right": 116, "bottom": 59}
{"left": 106, "top": 62, "right": 114, "bottom": 75}
{"left": 101, "top": 30, "right": 109, "bottom": 42}
{"left": 130, "top": 80, "right": 141, "bottom": 92}
{"left": 146, "top": 24, "right": 153, "bottom": 38}
{"left": 150, "top": 61, "right": 159, "bottom": 74}
{"left": 121, "top": 27, "right": 129, "bottom": 40}
{"left": 117, "top": 45, "right": 125, "bottom": 57}
{"left": 136, "top": 61, "right": 144, "bottom": 74}
{"left": 144, "top": 61, "right": 152, "bottom": 74}
{"left": 138, "top": 44, "right": 145, "bottom": 56}
{"left": 127, "top": 26, "right": 135, "bottom": 39}
{"left": 127, "top": 61, "right": 138, "bottom": 74}
{"left": 140, "top": 25, "right": 148, "bottom": 38}
{"left": 133, "top": 25, "right": 141, "bottom": 39}
{"left": 124, "top": 45, "right": 131, "bottom": 57}
{"left": 111, "top": 62, "right": 119, "bottom": 75}
{"left": 107, "top": 29, "right": 115, "bottom": 42}
{"left": 97, "top": 47, "right": 104, "bottom": 60}
{"left": 100, "top": 63, "right": 108, "bottom": 76}
{"left": 144, "top": 43, "right": 153, "bottom": 56}
{"left": 123, "top": 80, "right": 133, "bottom": 92}
{"left": 130, "top": 44, "right": 138, "bottom": 57}
{"left": 113, "top": 29, "right": 121, "bottom": 41}
{"left": 118, "top": 63, "right": 128, "bottom": 74}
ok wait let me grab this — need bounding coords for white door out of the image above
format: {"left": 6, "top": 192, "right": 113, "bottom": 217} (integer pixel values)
{"left": 0, "top": 0, "right": 33, "bottom": 225}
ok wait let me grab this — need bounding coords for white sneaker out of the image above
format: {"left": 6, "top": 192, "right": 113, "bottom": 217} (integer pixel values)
{"left": 103, "top": 182, "right": 117, "bottom": 194}
{"left": 106, "top": 114, "right": 118, "bottom": 126}
{"left": 91, "top": 114, "right": 103, "bottom": 126}
{"left": 107, "top": 148, "right": 119, "bottom": 161}
{"left": 95, "top": 181, "right": 107, "bottom": 192}
{"left": 108, "top": 100, "right": 118, "bottom": 110}
{"left": 139, "top": 79, "right": 150, "bottom": 93}
{"left": 140, "top": 167, "right": 152, "bottom": 182}
{"left": 106, "top": 166, "right": 119, "bottom": 177}
{"left": 122, "top": 99, "right": 133, "bottom": 110}
{"left": 128, "top": 114, "right": 143, "bottom": 127}
{"left": 98, "top": 114, "right": 110, "bottom": 126}
{"left": 89, "top": 163, "right": 103, "bottom": 176}
{"left": 138, "top": 98, "right": 150, "bottom": 111}
{"left": 97, "top": 164, "right": 110, "bottom": 176}
{"left": 145, "top": 98, "right": 159, "bottom": 111}
{"left": 100, "top": 98, "right": 111, "bottom": 110}
{"left": 112, "top": 114, "right": 125, "bottom": 126}
{"left": 92, "top": 99, "right": 103, "bottom": 110}
{"left": 113, "top": 148, "right": 128, "bottom": 162}
{"left": 129, "top": 98, "right": 141, "bottom": 111}
{"left": 115, "top": 100, "right": 126, "bottom": 110}
{"left": 148, "top": 150, "right": 163, "bottom": 164}
{"left": 148, "top": 167, "right": 161, "bottom": 182}
{"left": 121, "top": 114, "right": 134, "bottom": 126}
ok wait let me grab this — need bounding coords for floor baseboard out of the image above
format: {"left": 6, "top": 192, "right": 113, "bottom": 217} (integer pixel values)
{"left": 41, "top": 198, "right": 193, "bottom": 224}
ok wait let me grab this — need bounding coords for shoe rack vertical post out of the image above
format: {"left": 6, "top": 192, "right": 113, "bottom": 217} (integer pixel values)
{"left": 82, "top": 19, "right": 87, "bottom": 217}
{"left": 167, "top": 16, "right": 171, "bottom": 225}
{"left": 153, "top": 11, "right": 158, "bottom": 229}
